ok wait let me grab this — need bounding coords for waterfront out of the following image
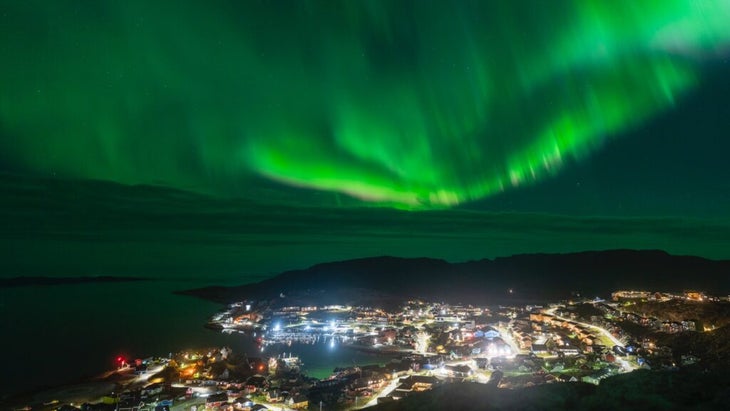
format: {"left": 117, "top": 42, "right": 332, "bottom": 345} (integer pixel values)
{"left": 3, "top": 281, "right": 727, "bottom": 410}
{"left": 0, "top": 279, "right": 397, "bottom": 400}
{"left": 0, "top": 279, "right": 225, "bottom": 397}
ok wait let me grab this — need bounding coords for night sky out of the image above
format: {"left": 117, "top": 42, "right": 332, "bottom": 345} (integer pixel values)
{"left": 2, "top": 1, "right": 730, "bottom": 279}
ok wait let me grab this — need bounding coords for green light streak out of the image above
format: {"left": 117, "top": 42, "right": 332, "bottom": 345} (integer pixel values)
{"left": 0, "top": 1, "right": 728, "bottom": 208}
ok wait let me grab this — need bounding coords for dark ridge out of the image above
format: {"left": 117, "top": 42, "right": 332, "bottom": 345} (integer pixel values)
{"left": 177, "top": 250, "right": 730, "bottom": 306}
{"left": 369, "top": 368, "right": 730, "bottom": 411}
{"left": 656, "top": 324, "right": 730, "bottom": 367}
{"left": 0, "top": 276, "right": 150, "bottom": 287}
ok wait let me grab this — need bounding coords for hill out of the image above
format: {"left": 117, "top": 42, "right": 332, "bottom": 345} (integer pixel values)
{"left": 178, "top": 250, "right": 730, "bottom": 306}
{"left": 369, "top": 369, "right": 729, "bottom": 411}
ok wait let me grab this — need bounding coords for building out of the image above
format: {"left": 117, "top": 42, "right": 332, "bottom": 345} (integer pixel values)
{"left": 681, "top": 320, "right": 697, "bottom": 331}
{"left": 286, "top": 394, "right": 309, "bottom": 410}
{"left": 684, "top": 291, "right": 705, "bottom": 301}
{"left": 531, "top": 343, "right": 548, "bottom": 354}
{"left": 391, "top": 375, "right": 439, "bottom": 399}
{"left": 206, "top": 392, "right": 228, "bottom": 408}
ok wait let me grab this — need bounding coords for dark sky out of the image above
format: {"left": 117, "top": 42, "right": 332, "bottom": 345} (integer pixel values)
{"left": 1, "top": 1, "right": 729, "bottom": 279}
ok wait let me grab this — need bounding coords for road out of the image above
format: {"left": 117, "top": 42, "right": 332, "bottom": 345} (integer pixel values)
{"left": 494, "top": 324, "right": 523, "bottom": 356}
{"left": 360, "top": 375, "right": 401, "bottom": 408}
{"left": 544, "top": 307, "right": 636, "bottom": 372}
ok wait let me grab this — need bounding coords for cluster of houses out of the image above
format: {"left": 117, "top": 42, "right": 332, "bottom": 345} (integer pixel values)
{"left": 594, "top": 301, "right": 698, "bottom": 334}
{"left": 116, "top": 294, "right": 717, "bottom": 411}
{"left": 172, "top": 349, "right": 453, "bottom": 410}
{"left": 509, "top": 312, "right": 603, "bottom": 357}
{"left": 211, "top": 298, "right": 522, "bottom": 364}
{"left": 611, "top": 290, "right": 713, "bottom": 302}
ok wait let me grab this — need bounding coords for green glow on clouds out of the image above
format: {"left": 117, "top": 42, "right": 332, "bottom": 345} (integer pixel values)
{"left": 1, "top": 1, "right": 728, "bottom": 208}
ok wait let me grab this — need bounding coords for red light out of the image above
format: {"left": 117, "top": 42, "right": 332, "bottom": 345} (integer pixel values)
{"left": 117, "top": 356, "right": 124, "bottom": 362}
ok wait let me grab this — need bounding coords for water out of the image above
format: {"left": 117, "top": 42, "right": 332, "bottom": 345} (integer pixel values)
{"left": 0, "top": 279, "right": 239, "bottom": 398}
{"left": 262, "top": 340, "right": 395, "bottom": 379}
{"left": 0, "top": 280, "right": 393, "bottom": 398}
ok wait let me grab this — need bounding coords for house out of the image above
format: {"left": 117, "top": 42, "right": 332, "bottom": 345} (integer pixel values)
{"left": 531, "top": 343, "right": 548, "bottom": 354}
{"left": 557, "top": 345, "right": 581, "bottom": 356}
{"left": 681, "top": 320, "right": 697, "bottom": 331}
{"left": 245, "top": 375, "right": 268, "bottom": 393}
{"left": 379, "top": 329, "right": 397, "bottom": 344}
{"left": 266, "top": 390, "right": 285, "bottom": 403}
{"left": 286, "top": 394, "right": 309, "bottom": 410}
{"left": 394, "top": 375, "right": 439, "bottom": 397}
{"left": 206, "top": 392, "right": 228, "bottom": 408}
{"left": 483, "top": 329, "right": 500, "bottom": 339}
{"left": 557, "top": 374, "right": 578, "bottom": 383}
{"left": 233, "top": 398, "right": 254, "bottom": 410}
{"left": 661, "top": 321, "right": 682, "bottom": 333}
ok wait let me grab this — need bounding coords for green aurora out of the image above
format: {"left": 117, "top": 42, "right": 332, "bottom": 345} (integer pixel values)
{"left": 4, "top": 2, "right": 730, "bottom": 400}
{"left": 2, "top": 173, "right": 730, "bottom": 278}
{"left": 2, "top": 0, "right": 730, "bottom": 208}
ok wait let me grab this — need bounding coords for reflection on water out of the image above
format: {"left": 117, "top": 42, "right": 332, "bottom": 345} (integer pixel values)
{"left": 0, "top": 280, "right": 393, "bottom": 397}
{"left": 260, "top": 339, "right": 394, "bottom": 379}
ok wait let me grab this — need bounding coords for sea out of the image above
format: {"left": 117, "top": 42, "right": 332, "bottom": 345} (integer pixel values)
{"left": 0, "top": 279, "right": 392, "bottom": 399}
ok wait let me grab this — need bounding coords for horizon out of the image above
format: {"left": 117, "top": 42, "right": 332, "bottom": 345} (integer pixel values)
{"left": 2, "top": 2, "right": 730, "bottom": 278}
{"left": 2, "top": 2, "right": 730, "bottom": 406}
{"left": 3, "top": 171, "right": 730, "bottom": 280}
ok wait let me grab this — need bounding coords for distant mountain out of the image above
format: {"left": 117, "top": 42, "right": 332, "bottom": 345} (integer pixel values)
{"left": 0, "top": 276, "right": 148, "bottom": 287}
{"left": 178, "top": 250, "right": 730, "bottom": 306}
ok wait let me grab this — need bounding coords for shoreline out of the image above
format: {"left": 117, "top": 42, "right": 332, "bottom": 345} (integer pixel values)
{"left": 1, "top": 367, "right": 137, "bottom": 410}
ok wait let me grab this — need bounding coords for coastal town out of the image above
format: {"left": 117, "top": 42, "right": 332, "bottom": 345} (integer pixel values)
{"left": 10, "top": 290, "right": 728, "bottom": 411}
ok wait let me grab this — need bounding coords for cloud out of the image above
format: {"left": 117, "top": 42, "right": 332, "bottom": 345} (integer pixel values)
{"left": 2, "top": 174, "right": 728, "bottom": 278}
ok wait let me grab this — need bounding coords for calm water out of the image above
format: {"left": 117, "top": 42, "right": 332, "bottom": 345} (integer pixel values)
{"left": 0, "top": 280, "right": 230, "bottom": 397}
{"left": 262, "top": 341, "right": 394, "bottom": 380}
{"left": 0, "top": 280, "right": 391, "bottom": 398}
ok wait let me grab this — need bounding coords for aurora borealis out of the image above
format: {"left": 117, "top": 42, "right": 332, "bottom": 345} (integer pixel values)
{"left": 2, "top": 0, "right": 729, "bottom": 208}
{"left": 1, "top": 0, "right": 730, "bottom": 280}
{"left": 4, "top": 2, "right": 730, "bottom": 403}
